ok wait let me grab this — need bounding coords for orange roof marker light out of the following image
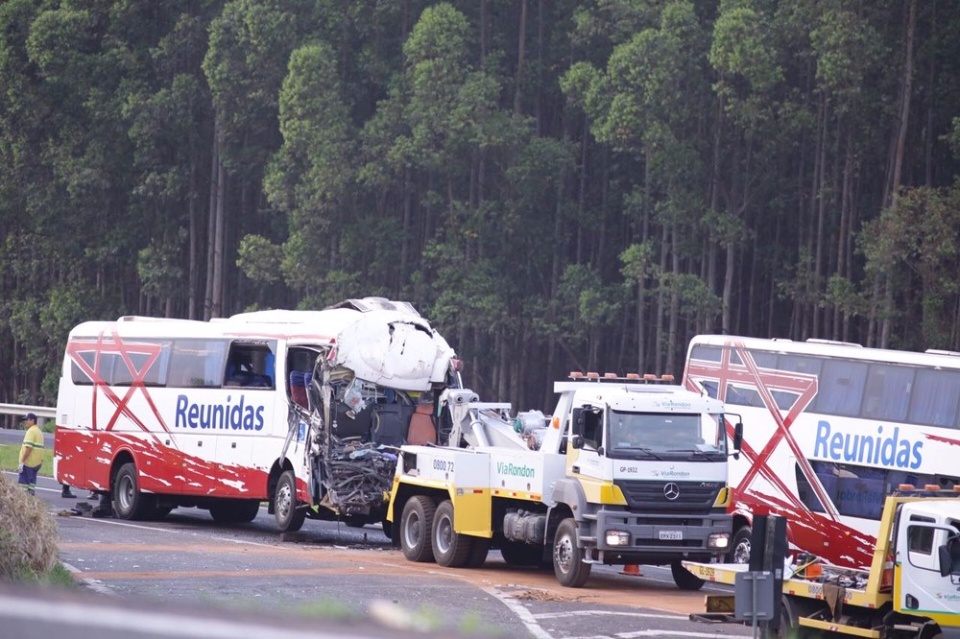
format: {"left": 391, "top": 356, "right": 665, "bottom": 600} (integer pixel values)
{"left": 586, "top": 372, "right": 600, "bottom": 379}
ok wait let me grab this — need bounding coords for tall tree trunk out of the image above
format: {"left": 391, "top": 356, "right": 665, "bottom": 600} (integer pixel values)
{"left": 204, "top": 126, "right": 219, "bottom": 321}
{"left": 514, "top": 0, "right": 527, "bottom": 115}
{"left": 880, "top": 0, "right": 917, "bottom": 348}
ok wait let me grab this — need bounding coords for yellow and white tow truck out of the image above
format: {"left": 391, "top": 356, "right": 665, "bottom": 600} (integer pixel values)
{"left": 386, "top": 373, "right": 743, "bottom": 589}
{"left": 684, "top": 486, "right": 960, "bottom": 638}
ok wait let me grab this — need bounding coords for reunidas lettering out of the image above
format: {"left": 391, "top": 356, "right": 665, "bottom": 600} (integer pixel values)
{"left": 174, "top": 394, "right": 265, "bottom": 431}
{"left": 813, "top": 420, "right": 922, "bottom": 470}
{"left": 496, "top": 462, "right": 535, "bottom": 478}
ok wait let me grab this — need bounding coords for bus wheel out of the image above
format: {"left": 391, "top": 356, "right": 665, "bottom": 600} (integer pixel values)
{"left": 400, "top": 495, "right": 436, "bottom": 563}
{"left": 730, "top": 525, "right": 752, "bottom": 564}
{"left": 432, "top": 500, "right": 473, "bottom": 568}
{"left": 671, "top": 560, "right": 705, "bottom": 591}
{"left": 275, "top": 471, "right": 306, "bottom": 532}
{"left": 113, "top": 462, "right": 149, "bottom": 520}
{"left": 553, "top": 519, "right": 591, "bottom": 588}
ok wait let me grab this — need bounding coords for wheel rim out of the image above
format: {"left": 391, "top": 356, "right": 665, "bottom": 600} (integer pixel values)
{"left": 277, "top": 481, "right": 292, "bottom": 521}
{"left": 404, "top": 510, "right": 423, "bottom": 549}
{"left": 435, "top": 514, "right": 453, "bottom": 555}
{"left": 554, "top": 533, "right": 574, "bottom": 573}
{"left": 733, "top": 538, "right": 751, "bottom": 564}
{"left": 118, "top": 474, "right": 134, "bottom": 511}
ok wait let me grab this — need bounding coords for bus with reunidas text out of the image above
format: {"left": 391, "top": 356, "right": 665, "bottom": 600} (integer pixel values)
{"left": 54, "top": 297, "right": 460, "bottom": 532}
{"left": 682, "top": 335, "right": 960, "bottom": 569}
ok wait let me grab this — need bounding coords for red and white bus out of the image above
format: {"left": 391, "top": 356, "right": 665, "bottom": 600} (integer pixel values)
{"left": 682, "top": 335, "right": 960, "bottom": 569}
{"left": 54, "top": 297, "right": 459, "bottom": 532}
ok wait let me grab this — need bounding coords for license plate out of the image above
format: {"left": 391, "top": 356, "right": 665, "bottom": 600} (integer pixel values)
{"left": 659, "top": 530, "right": 683, "bottom": 540}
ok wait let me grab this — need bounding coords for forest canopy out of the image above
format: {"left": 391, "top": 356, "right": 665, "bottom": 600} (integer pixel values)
{"left": 2, "top": 0, "right": 960, "bottom": 412}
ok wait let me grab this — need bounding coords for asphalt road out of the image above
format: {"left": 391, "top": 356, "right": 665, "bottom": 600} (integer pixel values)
{"left": 2, "top": 471, "right": 754, "bottom": 639}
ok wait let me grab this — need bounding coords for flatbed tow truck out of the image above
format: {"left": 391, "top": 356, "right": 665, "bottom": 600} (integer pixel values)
{"left": 683, "top": 487, "right": 960, "bottom": 638}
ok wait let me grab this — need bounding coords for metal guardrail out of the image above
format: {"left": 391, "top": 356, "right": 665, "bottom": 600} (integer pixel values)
{"left": 0, "top": 403, "right": 56, "bottom": 427}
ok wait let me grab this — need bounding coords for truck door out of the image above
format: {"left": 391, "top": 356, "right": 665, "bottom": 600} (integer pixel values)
{"left": 569, "top": 403, "right": 606, "bottom": 480}
{"left": 895, "top": 504, "right": 960, "bottom": 614}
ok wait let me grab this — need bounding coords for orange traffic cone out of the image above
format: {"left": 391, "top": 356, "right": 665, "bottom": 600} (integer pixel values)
{"left": 621, "top": 564, "right": 642, "bottom": 576}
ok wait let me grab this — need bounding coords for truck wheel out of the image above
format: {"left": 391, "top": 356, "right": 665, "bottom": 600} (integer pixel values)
{"left": 275, "top": 470, "right": 306, "bottom": 532}
{"left": 500, "top": 539, "right": 544, "bottom": 566}
{"left": 553, "top": 519, "right": 591, "bottom": 588}
{"left": 730, "top": 525, "right": 752, "bottom": 564}
{"left": 113, "top": 462, "right": 152, "bottom": 520}
{"left": 671, "top": 560, "right": 705, "bottom": 591}
{"left": 466, "top": 537, "right": 490, "bottom": 568}
{"left": 401, "top": 495, "right": 436, "bottom": 562}
{"left": 432, "top": 500, "right": 473, "bottom": 568}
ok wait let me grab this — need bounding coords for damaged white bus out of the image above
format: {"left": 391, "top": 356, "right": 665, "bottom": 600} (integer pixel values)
{"left": 54, "top": 297, "right": 460, "bottom": 533}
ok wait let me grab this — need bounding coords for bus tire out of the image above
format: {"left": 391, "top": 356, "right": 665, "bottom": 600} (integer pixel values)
{"left": 671, "top": 560, "right": 706, "bottom": 591}
{"left": 113, "top": 463, "right": 152, "bottom": 520}
{"left": 275, "top": 470, "right": 306, "bottom": 532}
{"left": 432, "top": 500, "right": 473, "bottom": 568}
{"left": 211, "top": 499, "right": 260, "bottom": 523}
{"left": 401, "top": 495, "right": 436, "bottom": 563}
{"left": 553, "top": 518, "right": 591, "bottom": 588}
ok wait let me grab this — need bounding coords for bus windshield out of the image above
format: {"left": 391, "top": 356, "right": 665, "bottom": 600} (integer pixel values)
{"left": 606, "top": 410, "right": 726, "bottom": 459}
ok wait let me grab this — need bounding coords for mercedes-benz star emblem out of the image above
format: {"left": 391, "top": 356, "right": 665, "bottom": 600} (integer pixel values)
{"left": 663, "top": 482, "right": 681, "bottom": 501}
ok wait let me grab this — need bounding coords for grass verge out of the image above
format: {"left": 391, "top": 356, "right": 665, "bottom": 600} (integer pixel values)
{"left": 0, "top": 444, "right": 54, "bottom": 476}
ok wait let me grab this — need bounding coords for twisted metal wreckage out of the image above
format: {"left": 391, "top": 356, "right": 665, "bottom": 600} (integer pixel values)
{"left": 284, "top": 301, "right": 460, "bottom": 527}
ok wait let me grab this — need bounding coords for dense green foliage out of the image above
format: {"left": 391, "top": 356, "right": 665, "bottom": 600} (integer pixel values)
{"left": 3, "top": 0, "right": 960, "bottom": 411}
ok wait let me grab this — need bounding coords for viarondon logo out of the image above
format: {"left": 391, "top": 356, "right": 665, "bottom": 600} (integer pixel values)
{"left": 496, "top": 462, "right": 535, "bottom": 478}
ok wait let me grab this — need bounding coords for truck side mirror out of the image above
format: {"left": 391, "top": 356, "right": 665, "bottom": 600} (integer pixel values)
{"left": 571, "top": 435, "right": 583, "bottom": 450}
{"left": 938, "top": 540, "right": 960, "bottom": 578}
{"left": 939, "top": 544, "right": 953, "bottom": 577}
{"left": 571, "top": 408, "right": 584, "bottom": 436}
{"left": 733, "top": 421, "right": 743, "bottom": 452}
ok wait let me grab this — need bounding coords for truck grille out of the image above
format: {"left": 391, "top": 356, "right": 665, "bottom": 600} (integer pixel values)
{"left": 614, "top": 480, "right": 722, "bottom": 514}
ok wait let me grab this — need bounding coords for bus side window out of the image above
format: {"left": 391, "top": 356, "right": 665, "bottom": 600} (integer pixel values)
{"left": 225, "top": 343, "right": 275, "bottom": 388}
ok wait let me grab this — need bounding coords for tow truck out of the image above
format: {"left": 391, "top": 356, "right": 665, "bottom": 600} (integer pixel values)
{"left": 683, "top": 487, "right": 960, "bottom": 638}
{"left": 386, "top": 372, "right": 743, "bottom": 589}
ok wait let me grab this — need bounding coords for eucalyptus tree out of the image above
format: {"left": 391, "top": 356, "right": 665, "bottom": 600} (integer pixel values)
{"left": 563, "top": 0, "right": 714, "bottom": 373}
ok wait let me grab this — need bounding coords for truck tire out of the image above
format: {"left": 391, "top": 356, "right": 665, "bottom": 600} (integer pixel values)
{"left": 401, "top": 495, "right": 436, "bottom": 563}
{"left": 432, "top": 500, "right": 473, "bottom": 568}
{"left": 466, "top": 537, "right": 490, "bottom": 568}
{"left": 500, "top": 539, "right": 544, "bottom": 566}
{"left": 553, "top": 519, "right": 591, "bottom": 588}
{"left": 275, "top": 470, "right": 306, "bottom": 532}
{"left": 671, "top": 560, "right": 705, "bottom": 591}
{"left": 113, "top": 462, "right": 152, "bottom": 520}
{"left": 730, "top": 524, "right": 752, "bottom": 564}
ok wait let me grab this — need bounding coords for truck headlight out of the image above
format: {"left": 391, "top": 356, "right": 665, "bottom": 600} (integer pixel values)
{"left": 708, "top": 533, "right": 730, "bottom": 549}
{"left": 606, "top": 531, "right": 631, "bottom": 546}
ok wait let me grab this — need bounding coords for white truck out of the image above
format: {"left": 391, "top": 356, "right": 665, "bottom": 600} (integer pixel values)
{"left": 683, "top": 488, "right": 960, "bottom": 638}
{"left": 386, "top": 373, "right": 743, "bottom": 589}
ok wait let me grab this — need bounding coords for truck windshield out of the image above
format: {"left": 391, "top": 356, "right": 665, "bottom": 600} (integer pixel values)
{"left": 607, "top": 411, "right": 727, "bottom": 459}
